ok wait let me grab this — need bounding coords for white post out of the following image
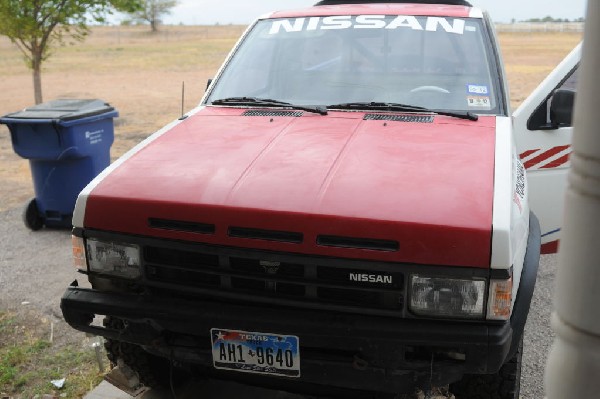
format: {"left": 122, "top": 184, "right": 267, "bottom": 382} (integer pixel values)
{"left": 544, "top": 1, "right": 600, "bottom": 398}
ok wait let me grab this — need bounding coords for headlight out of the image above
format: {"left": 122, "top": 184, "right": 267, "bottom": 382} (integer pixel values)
{"left": 409, "top": 275, "right": 486, "bottom": 319}
{"left": 86, "top": 239, "right": 141, "bottom": 279}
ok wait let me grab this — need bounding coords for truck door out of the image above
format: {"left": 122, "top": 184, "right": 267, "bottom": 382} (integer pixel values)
{"left": 513, "top": 44, "right": 581, "bottom": 254}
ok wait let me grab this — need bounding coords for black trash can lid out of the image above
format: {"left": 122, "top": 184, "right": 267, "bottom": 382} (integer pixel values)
{"left": 2, "top": 99, "right": 115, "bottom": 122}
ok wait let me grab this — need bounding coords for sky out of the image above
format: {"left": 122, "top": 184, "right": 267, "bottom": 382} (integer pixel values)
{"left": 156, "top": 0, "right": 589, "bottom": 25}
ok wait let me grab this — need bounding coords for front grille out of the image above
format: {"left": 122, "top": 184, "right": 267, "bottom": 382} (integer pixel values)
{"left": 317, "top": 266, "right": 403, "bottom": 289}
{"left": 143, "top": 244, "right": 405, "bottom": 316}
{"left": 146, "top": 246, "right": 219, "bottom": 268}
{"left": 145, "top": 246, "right": 221, "bottom": 288}
{"left": 230, "top": 257, "right": 304, "bottom": 277}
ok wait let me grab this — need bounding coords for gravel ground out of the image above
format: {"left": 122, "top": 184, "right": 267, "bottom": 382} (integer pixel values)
{"left": 0, "top": 206, "right": 556, "bottom": 398}
{"left": 0, "top": 209, "right": 78, "bottom": 315}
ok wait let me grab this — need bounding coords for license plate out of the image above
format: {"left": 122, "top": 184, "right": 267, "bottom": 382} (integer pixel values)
{"left": 211, "top": 328, "right": 300, "bottom": 377}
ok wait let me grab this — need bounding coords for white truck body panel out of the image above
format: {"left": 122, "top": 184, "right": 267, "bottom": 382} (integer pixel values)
{"left": 513, "top": 44, "right": 582, "bottom": 251}
{"left": 491, "top": 116, "right": 530, "bottom": 273}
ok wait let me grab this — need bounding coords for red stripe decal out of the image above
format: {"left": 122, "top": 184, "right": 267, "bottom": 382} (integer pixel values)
{"left": 541, "top": 240, "right": 559, "bottom": 254}
{"left": 524, "top": 145, "right": 571, "bottom": 170}
{"left": 540, "top": 153, "right": 571, "bottom": 169}
{"left": 519, "top": 149, "right": 539, "bottom": 159}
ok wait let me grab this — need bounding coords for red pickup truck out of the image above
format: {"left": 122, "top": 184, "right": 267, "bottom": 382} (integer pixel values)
{"left": 61, "top": 1, "right": 581, "bottom": 397}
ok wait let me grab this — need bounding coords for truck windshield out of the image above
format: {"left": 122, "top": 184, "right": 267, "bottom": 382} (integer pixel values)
{"left": 206, "top": 15, "right": 501, "bottom": 114}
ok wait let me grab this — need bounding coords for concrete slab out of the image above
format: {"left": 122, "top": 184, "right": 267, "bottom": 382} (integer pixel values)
{"left": 84, "top": 381, "right": 133, "bottom": 399}
{"left": 85, "top": 379, "right": 308, "bottom": 399}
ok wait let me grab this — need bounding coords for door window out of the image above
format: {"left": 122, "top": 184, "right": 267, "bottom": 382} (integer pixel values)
{"left": 527, "top": 66, "right": 578, "bottom": 130}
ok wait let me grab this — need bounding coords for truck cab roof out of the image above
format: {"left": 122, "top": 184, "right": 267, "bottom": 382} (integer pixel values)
{"left": 314, "top": 0, "right": 472, "bottom": 5}
{"left": 269, "top": 2, "right": 482, "bottom": 19}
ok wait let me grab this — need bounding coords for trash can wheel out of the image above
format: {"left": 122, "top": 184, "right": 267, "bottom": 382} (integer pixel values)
{"left": 23, "top": 198, "right": 44, "bottom": 231}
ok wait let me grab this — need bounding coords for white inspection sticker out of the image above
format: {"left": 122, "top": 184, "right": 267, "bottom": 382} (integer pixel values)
{"left": 467, "top": 96, "right": 491, "bottom": 108}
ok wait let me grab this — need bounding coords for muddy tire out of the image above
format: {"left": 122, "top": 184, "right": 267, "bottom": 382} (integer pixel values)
{"left": 450, "top": 336, "right": 523, "bottom": 399}
{"left": 103, "top": 317, "right": 185, "bottom": 389}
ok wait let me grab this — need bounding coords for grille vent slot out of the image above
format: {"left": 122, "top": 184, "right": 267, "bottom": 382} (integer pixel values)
{"left": 145, "top": 246, "right": 220, "bottom": 268}
{"left": 242, "top": 110, "right": 304, "bottom": 117}
{"left": 228, "top": 227, "right": 303, "bottom": 243}
{"left": 149, "top": 218, "right": 215, "bottom": 235}
{"left": 364, "top": 114, "right": 434, "bottom": 123}
{"left": 317, "top": 235, "right": 399, "bottom": 252}
{"left": 145, "top": 247, "right": 220, "bottom": 288}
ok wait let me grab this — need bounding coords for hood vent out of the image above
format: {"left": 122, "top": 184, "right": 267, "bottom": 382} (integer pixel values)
{"left": 242, "top": 110, "right": 304, "bottom": 117}
{"left": 364, "top": 114, "right": 434, "bottom": 123}
{"left": 228, "top": 226, "right": 303, "bottom": 243}
{"left": 317, "top": 235, "right": 399, "bottom": 252}
{"left": 149, "top": 218, "right": 215, "bottom": 235}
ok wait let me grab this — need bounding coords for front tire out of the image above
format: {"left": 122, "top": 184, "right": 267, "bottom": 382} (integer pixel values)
{"left": 450, "top": 336, "right": 523, "bottom": 399}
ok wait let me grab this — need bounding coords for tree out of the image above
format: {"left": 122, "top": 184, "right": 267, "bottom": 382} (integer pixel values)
{"left": 0, "top": 0, "right": 141, "bottom": 104}
{"left": 130, "top": 0, "right": 178, "bottom": 32}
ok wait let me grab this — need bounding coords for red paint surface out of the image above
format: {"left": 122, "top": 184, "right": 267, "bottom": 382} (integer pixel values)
{"left": 270, "top": 4, "right": 472, "bottom": 19}
{"left": 541, "top": 240, "right": 559, "bottom": 254}
{"left": 85, "top": 108, "right": 496, "bottom": 267}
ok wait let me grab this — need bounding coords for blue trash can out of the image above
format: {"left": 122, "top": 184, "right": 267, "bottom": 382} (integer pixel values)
{"left": 0, "top": 99, "right": 118, "bottom": 230}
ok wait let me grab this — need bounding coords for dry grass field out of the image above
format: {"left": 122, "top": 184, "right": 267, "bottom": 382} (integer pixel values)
{"left": 0, "top": 26, "right": 582, "bottom": 212}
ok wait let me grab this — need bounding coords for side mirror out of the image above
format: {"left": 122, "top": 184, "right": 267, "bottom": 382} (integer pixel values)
{"left": 206, "top": 78, "right": 213, "bottom": 92}
{"left": 550, "top": 89, "right": 576, "bottom": 128}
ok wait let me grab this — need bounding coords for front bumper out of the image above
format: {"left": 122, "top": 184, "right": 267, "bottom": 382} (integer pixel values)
{"left": 62, "top": 284, "right": 511, "bottom": 394}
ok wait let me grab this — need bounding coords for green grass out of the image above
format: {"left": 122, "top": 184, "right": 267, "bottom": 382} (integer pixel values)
{"left": 0, "top": 311, "right": 104, "bottom": 398}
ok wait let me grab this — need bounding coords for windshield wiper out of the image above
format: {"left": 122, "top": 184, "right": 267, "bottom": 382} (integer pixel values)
{"left": 327, "top": 102, "right": 478, "bottom": 121}
{"left": 211, "top": 97, "right": 328, "bottom": 115}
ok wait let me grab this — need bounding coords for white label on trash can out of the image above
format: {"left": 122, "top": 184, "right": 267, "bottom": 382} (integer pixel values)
{"left": 86, "top": 130, "right": 104, "bottom": 145}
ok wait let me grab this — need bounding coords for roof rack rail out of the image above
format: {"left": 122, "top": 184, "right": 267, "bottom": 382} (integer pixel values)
{"left": 315, "top": 0, "right": 472, "bottom": 6}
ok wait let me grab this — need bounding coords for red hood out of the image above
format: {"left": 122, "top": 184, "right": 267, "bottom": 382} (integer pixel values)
{"left": 85, "top": 107, "right": 496, "bottom": 267}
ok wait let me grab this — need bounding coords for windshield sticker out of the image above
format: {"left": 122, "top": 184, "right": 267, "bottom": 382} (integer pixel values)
{"left": 465, "top": 25, "right": 477, "bottom": 32}
{"left": 467, "top": 96, "right": 491, "bottom": 108}
{"left": 269, "top": 16, "right": 466, "bottom": 35}
{"left": 467, "top": 84, "right": 489, "bottom": 95}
